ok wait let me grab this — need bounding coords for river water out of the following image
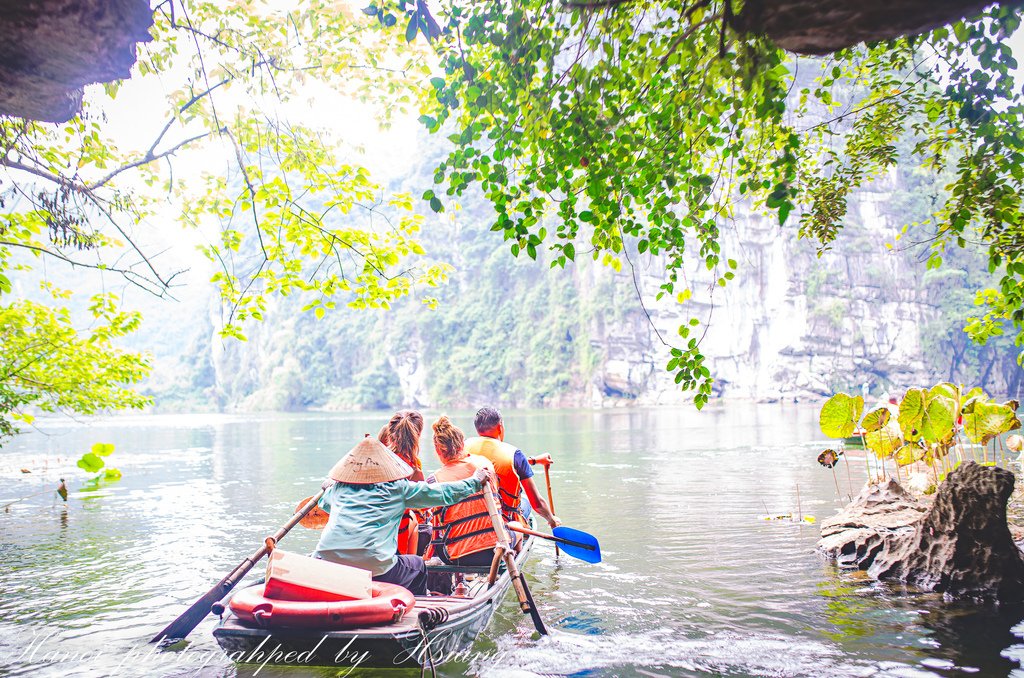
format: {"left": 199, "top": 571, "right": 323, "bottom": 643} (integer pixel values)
{"left": 2, "top": 404, "right": 1024, "bottom": 677}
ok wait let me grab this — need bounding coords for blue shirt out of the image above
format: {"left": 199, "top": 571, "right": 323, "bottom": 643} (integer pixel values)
{"left": 512, "top": 449, "right": 534, "bottom": 480}
{"left": 314, "top": 477, "right": 480, "bottom": 575}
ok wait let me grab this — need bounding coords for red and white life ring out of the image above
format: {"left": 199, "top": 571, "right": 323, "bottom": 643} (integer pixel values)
{"left": 229, "top": 582, "right": 415, "bottom": 630}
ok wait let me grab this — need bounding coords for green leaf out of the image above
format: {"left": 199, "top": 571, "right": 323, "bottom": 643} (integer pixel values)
{"left": 405, "top": 16, "right": 419, "bottom": 42}
{"left": 76, "top": 453, "right": 105, "bottom": 474}
{"left": 864, "top": 425, "right": 901, "bottom": 458}
{"left": 103, "top": 467, "right": 122, "bottom": 480}
{"left": 962, "top": 400, "right": 1021, "bottom": 444}
{"left": 819, "top": 393, "right": 865, "bottom": 438}
{"left": 920, "top": 395, "right": 957, "bottom": 442}
{"left": 894, "top": 443, "right": 923, "bottom": 467}
{"left": 860, "top": 407, "right": 890, "bottom": 433}
{"left": 90, "top": 442, "right": 115, "bottom": 457}
{"left": 898, "top": 388, "right": 926, "bottom": 441}
{"left": 778, "top": 202, "right": 793, "bottom": 225}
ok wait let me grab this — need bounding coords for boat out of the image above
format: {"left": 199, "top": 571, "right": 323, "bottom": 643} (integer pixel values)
{"left": 211, "top": 525, "right": 537, "bottom": 669}
{"left": 842, "top": 428, "right": 866, "bottom": 448}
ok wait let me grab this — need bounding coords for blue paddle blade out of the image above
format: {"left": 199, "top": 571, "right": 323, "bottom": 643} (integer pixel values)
{"left": 552, "top": 526, "right": 602, "bottom": 563}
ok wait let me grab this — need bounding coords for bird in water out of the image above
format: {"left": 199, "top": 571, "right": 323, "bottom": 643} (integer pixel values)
{"left": 57, "top": 478, "right": 67, "bottom": 502}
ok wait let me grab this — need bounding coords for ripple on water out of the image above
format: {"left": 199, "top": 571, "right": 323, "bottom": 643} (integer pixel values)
{"left": 474, "top": 627, "right": 861, "bottom": 678}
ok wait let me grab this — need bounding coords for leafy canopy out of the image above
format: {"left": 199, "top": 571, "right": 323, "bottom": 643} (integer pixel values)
{"left": 371, "top": 0, "right": 1024, "bottom": 407}
{"left": 0, "top": 0, "right": 450, "bottom": 441}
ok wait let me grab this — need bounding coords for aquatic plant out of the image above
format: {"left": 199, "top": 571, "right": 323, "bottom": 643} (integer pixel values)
{"left": 819, "top": 393, "right": 865, "bottom": 490}
{"left": 76, "top": 442, "right": 121, "bottom": 481}
{"left": 819, "top": 384, "right": 1021, "bottom": 495}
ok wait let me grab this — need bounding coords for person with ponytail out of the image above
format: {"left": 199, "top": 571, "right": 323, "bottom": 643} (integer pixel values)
{"left": 383, "top": 410, "right": 425, "bottom": 482}
{"left": 381, "top": 410, "right": 426, "bottom": 555}
{"left": 425, "top": 415, "right": 516, "bottom": 567}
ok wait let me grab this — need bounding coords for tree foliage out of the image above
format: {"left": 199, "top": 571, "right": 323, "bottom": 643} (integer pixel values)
{"left": 0, "top": 0, "right": 451, "bottom": 440}
{"left": 369, "top": 0, "right": 1024, "bottom": 407}
{"left": 0, "top": 290, "right": 150, "bottom": 439}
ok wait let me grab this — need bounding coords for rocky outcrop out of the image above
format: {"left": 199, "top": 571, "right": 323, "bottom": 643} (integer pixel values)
{"left": 819, "top": 463, "right": 1024, "bottom": 602}
{"left": 0, "top": 0, "right": 152, "bottom": 122}
{"left": 734, "top": 0, "right": 1010, "bottom": 55}
{"left": 818, "top": 479, "right": 928, "bottom": 569}
{"left": 869, "top": 462, "right": 1024, "bottom": 601}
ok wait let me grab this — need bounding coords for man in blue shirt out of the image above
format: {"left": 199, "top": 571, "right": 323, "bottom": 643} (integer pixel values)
{"left": 464, "top": 407, "right": 561, "bottom": 529}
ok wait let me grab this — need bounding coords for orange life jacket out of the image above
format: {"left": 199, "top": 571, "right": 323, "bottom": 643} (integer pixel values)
{"left": 397, "top": 510, "right": 420, "bottom": 556}
{"left": 464, "top": 436, "right": 523, "bottom": 521}
{"left": 395, "top": 448, "right": 425, "bottom": 556}
{"left": 427, "top": 455, "right": 503, "bottom": 562}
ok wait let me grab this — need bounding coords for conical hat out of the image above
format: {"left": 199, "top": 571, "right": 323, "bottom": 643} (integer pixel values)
{"left": 329, "top": 436, "right": 413, "bottom": 484}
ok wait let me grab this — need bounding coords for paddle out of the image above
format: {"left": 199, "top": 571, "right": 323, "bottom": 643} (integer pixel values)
{"left": 529, "top": 454, "right": 559, "bottom": 557}
{"left": 480, "top": 483, "right": 548, "bottom": 635}
{"left": 149, "top": 488, "right": 326, "bottom": 643}
{"left": 507, "top": 524, "right": 601, "bottom": 564}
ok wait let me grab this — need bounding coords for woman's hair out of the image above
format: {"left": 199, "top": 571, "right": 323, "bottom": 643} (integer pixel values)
{"left": 376, "top": 423, "right": 390, "bottom": 447}
{"left": 432, "top": 415, "right": 465, "bottom": 463}
{"left": 386, "top": 410, "right": 423, "bottom": 468}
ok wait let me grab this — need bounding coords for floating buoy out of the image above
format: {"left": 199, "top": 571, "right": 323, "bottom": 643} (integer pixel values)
{"left": 229, "top": 582, "right": 415, "bottom": 630}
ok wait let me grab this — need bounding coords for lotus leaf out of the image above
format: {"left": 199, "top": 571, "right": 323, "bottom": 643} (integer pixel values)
{"left": 103, "top": 468, "right": 122, "bottom": 480}
{"left": 964, "top": 387, "right": 988, "bottom": 401}
{"left": 864, "top": 424, "right": 901, "bottom": 458}
{"left": 962, "top": 400, "right": 1021, "bottom": 444}
{"left": 894, "top": 443, "right": 924, "bottom": 467}
{"left": 898, "top": 388, "right": 927, "bottom": 441}
{"left": 920, "top": 395, "right": 957, "bottom": 443}
{"left": 819, "top": 393, "right": 864, "bottom": 439}
{"left": 861, "top": 407, "right": 891, "bottom": 433}
{"left": 928, "top": 382, "right": 960, "bottom": 407}
{"left": 817, "top": 449, "right": 841, "bottom": 468}
{"left": 91, "top": 442, "right": 115, "bottom": 457}
{"left": 76, "top": 453, "right": 104, "bottom": 474}
{"left": 961, "top": 396, "right": 982, "bottom": 415}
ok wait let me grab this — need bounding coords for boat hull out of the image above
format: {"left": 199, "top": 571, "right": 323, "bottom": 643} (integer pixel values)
{"left": 212, "top": 530, "right": 535, "bottom": 668}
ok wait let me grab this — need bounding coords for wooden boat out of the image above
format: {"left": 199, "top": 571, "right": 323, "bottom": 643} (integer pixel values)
{"left": 212, "top": 526, "right": 537, "bottom": 669}
{"left": 842, "top": 429, "right": 866, "bottom": 447}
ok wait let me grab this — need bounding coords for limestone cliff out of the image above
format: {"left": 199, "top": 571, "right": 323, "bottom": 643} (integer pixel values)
{"left": 148, "top": 162, "right": 1019, "bottom": 411}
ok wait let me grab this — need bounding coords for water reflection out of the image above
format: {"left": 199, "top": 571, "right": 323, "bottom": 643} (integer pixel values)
{"left": 0, "top": 406, "right": 1021, "bottom": 677}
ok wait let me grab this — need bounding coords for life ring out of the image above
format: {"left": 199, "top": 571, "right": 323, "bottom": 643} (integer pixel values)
{"left": 229, "top": 582, "right": 415, "bottom": 630}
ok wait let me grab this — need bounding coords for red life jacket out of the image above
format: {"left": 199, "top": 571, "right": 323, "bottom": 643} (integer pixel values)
{"left": 397, "top": 510, "right": 420, "bottom": 556}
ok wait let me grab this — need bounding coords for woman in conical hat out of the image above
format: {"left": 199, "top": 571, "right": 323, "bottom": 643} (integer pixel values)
{"left": 314, "top": 435, "right": 490, "bottom": 595}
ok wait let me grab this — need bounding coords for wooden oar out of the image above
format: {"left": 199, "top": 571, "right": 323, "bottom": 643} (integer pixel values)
{"left": 543, "top": 462, "right": 559, "bottom": 557}
{"left": 507, "top": 524, "right": 601, "bottom": 563}
{"left": 149, "top": 489, "right": 326, "bottom": 643}
{"left": 481, "top": 484, "right": 548, "bottom": 635}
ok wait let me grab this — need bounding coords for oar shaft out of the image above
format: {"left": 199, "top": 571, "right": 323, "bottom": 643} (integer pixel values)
{"left": 543, "top": 463, "right": 559, "bottom": 557}
{"left": 481, "top": 484, "right": 547, "bottom": 635}
{"left": 507, "top": 524, "right": 596, "bottom": 551}
{"left": 150, "top": 488, "right": 326, "bottom": 643}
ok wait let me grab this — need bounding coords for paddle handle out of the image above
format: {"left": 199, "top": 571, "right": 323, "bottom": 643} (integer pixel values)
{"left": 149, "top": 488, "right": 326, "bottom": 643}
{"left": 543, "top": 463, "right": 558, "bottom": 556}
